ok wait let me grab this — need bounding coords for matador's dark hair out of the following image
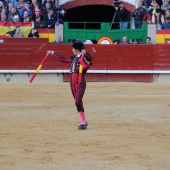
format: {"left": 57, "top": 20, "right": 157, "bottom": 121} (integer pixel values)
{"left": 72, "top": 41, "right": 84, "bottom": 51}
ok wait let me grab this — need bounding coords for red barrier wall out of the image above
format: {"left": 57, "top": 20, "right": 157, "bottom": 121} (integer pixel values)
{"left": 0, "top": 38, "right": 170, "bottom": 82}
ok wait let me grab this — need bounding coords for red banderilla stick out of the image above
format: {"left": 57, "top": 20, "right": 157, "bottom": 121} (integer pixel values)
{"left": 29, "top": 55, "right": 48, "bottom": 83}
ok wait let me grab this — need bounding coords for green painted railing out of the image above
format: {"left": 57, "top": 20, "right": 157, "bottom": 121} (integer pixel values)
{"left": 63, "top": 22, "right": 147, "bottom": 44}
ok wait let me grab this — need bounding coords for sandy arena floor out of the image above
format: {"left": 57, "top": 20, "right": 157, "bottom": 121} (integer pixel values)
{"left": 0, "top": 82, "right": 170, "bottom": 170}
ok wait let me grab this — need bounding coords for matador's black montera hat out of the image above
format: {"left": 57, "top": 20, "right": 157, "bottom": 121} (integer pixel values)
{"left": 72, "top": 41, "right": 84, "bottom": 51}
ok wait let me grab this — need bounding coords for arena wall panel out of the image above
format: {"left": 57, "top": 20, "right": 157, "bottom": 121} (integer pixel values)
{"left": 0, "top": 38, "right": 170, "bottom": 82}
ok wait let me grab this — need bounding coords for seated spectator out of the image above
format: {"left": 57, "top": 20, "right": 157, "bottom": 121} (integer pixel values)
{"left": 42, "top": 2, "right": 56, "bottom": 18}
{"left": 32, "top": 6, "right": 43, "bottom": 21}
{"left": 43, "top": 9, "right": 57, "bottom": 29}
{"left": 0, "top": 13, "right": 7, "bottom": 22}
{"left": 51, "top": 35, "right": 63, "bottom": 44}
{"left": 34, "top": 15, "right": 45, "bottom": 28}
{"left": 8, "top": 2, "right": 14, "bottom": 14}
{"left": 3, "top": 0, "right": 10, "bottom": 8}
{"left": 20, "top": 2, "right": 32, "bottom": 19}
{"left": 24, "top": 15, "right": 31, "bottom": 22}
{"left": 121, "top": 36, "right": 130, "bottom": 44}
{"left": 161, "top": 16, "right": 170, "bottom": 29}
{"left": 16, "top": 0, "right": 25, "bottom": 16}
{"left": 41, "top": 0, "right": 55, "bottom": 11}
{"left": 30, "top": 0, "right": 40, "bottom": 10}
{"left": 132, "top": 39, "right": 138, "bottom": 44}
{"left": 13, "top": 27, "right": 24, "bottom": 37}
{"left": 1, "top": 7, "right": 8, "bottom": 15}
{"left": 146, "top": 36, "right": 152, "bottom": 44}
{"left": 21, "top": 10, "right": 29, "bottom": 22}
{"left": 161, "top": 0, "right": 170, "bottom": 10}
{"left": 84, "top": 40, "right": 93, "bottom": 44}
{"left": 7, "top": 7, "right": 19, "bottom": 22}
{"left": 32, "top": 4, "right": 42, "bottom": 14}
{"left": 10, "top": 0, "right": 18, "bottom": 8}
{"left": 0, "top": 1, "right": 4, "bottom": 14}
{"left": 13, "top": 14, "right": 21, "bottom": 22}
{"left": 164, "top": 9, "right": 170, "bottom": 20}
{"left": 28, "top": 28, "right": 39, "bottom": 38}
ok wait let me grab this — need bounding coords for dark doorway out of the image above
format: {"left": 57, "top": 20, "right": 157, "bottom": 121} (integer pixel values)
{"left": 65, "top": 5, "right": 114, "bottom": 23}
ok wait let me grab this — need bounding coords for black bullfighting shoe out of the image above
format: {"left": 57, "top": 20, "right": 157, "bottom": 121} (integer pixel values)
{"left": 78, "top": 122, "right": 88, "bottom": 130}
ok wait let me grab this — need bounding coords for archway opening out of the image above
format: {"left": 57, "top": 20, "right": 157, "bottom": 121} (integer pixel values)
{"left": 64, "top": 5, "right": 131, "bottom": 29}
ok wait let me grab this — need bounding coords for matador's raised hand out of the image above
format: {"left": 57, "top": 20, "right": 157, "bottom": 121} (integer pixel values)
{"left": 46, "top": 50, "right": 54, "bottom": 56}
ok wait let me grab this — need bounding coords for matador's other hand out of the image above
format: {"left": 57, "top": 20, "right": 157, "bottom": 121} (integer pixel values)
{"left": 46, "top": 50, "right": 54, "bottom": 56}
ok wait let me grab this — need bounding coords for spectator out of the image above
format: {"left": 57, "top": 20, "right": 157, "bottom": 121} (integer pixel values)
{"left": 132, "top": 2, "right": 146, "bottom": 28}
{"left": 30, "top": 0, "right": 40, "bottom": 10}
{"left": 161, "top": 0, "right": 170, "bottom": 10}
{"left": 34, "top": 15, "right": 44, "bottom": 28}
{"left": 8, "top": 2, "right": 14, "bottom": 14}
{"left": 21, "top": 10, "right": 29, "bottom": 22}
{"left": 55, "top": 5, "right": 65, "bottom": 24}
{"left": 132, "top": 39, "right": 138, "bottom": 44}
{"left": 143, "top": 0, "right": 152, "bottom": 9}
{"left": 164, "top": 9, "right": 170, "bottom": 20}
{"left": 8, "top": 7, "right": 19, "bottom": 21}
{"left": 152, "top": 11, "right": 164, "bottom": 29}
{"left": 24, "top": 15, "right": 31, "bottom": 22}
{"left": 32, "top": 4, "right": 42, "bottom": 15}
{"left": 84, "top": 40, "right": 93, "bottom": 44}
{"left": 161, "top": 16, "right": 170, "bottom": 29}
{"left": 146, "top": 36, "right": 152, "bottom": 44}
{"left": 161, "top": 3, "right": 170, "bottom": 15}
{"left": 10, "top": 0, "right": 18, "bottom": 8}
{"left": 150, "top": 0, "right": 160, "bottom": 8}
{"left": 13, "top": 27, "right": 24, "bottom": 37}
{"left": 149, "top": 2, "right": 161, "bottom": 14}
{"left": 32, "top": 6, "right": 43, "bottom": 21}
{"left": 1, "top": 7, "right": 8, "bottom": 15}
{"left": 0, "top": 13, "right": 7, "bottom": 22}
{"left": 43, "top": 9, "right": 57, "bottom": 29}
{"left": 118, "top": 36, "right": 130, "bottom": 44}
{"left": 51, "top": 35, "right": 63, "bottom": 44}
{"left": 16, "top": 0, "right": 25, "bottom": 15}
{"left": 41, "top": 0, "right": 55, "bottom": 11}
{"left": 28, "top": 28, "right": 39, "bottom": 37}
{"left": 13, "top": 14, "right": 21, "bottom": 22}
{"left": 0, "top": 1, "right": 4, "bottom": 14}
{"left": 3, "top": 0, "right": 10, "bottom": 8}
{"left": 20, "top": 2, "right": 32, "bottom": 19}
{"left": 156, "top": 0, "right": 163, "bottom": 7}
{"left": 142, "top": 10, "right": 152, "bottom": 24}
{"left": 138, "top": 39, "right": 143, "bottom": 44}
{"left": 42, "top": 2, "right": 55, "bottom": 18}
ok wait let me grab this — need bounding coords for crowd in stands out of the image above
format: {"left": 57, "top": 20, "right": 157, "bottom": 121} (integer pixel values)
{"left": 0, "top": 0, "right": 65, "bottom": 29}
{"left": 1, "top": 0, "right": 170, "bottom": 31}
{"left": 111, "top": 0, "right": 170, "bottom": 30}
{"left": 113, "top": 36, "right": 152, "bottom": 44}
{"left": 133, "top": 0, "right": 170, "bottom": 30}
